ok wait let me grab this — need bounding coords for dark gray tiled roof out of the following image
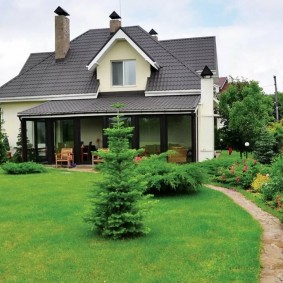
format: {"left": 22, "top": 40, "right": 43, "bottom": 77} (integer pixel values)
{"left": 0, "top": 25, "right": 217, "bottom": 99}
{"left": 18, "top": 92, "right": 200, "bottom": 117}
{"left": 161, "top": 37, "right": 218, "bottom": 74}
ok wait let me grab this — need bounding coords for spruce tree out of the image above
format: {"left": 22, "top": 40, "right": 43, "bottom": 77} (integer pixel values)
{"left": 253, "top": 127, "right": 276, "bottom": 164}
{"left": 12, "top": 128, "right": 24, "bottom": 163}
{"left": 85, "top": 105, "right": 152, "bottom": 239}
{"left": 0, "top": 114, "right": 8, "bottom": 164}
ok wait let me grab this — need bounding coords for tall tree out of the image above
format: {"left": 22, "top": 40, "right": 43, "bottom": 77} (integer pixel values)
{"left": 218, "top": 79, "right": 274, "bottom": 154}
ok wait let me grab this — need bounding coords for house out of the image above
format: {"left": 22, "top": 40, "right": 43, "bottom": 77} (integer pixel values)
{"left": 0, "top": 7, "right": 218, "bottom": 164}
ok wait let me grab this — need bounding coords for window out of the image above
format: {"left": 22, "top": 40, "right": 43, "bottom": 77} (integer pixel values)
{"left": 112, "top": 60, "right": 136, "bottom": 86}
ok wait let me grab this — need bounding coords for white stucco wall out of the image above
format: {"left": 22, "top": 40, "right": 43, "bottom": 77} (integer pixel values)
{"left": 198, "top": 77, "right": 215, "bottom": 161}
{"left": 97, "top": 40, "right": 151, "bottom": 92}
{"left": 0, "top": 101, "right": 42, "bottom": 151}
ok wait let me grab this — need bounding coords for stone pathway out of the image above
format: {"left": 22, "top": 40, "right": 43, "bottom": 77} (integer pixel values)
{"left": 207, "top": 184, "right": 283, "bottom": 283}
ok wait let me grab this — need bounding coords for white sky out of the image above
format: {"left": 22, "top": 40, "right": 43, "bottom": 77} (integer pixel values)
{"left": 0, "top": 0, "right": 282, "bottom": 94}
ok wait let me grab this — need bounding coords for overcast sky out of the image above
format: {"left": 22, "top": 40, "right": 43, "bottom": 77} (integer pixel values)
{"left": 0, "top": 0, "right": 282, "bottom": 94}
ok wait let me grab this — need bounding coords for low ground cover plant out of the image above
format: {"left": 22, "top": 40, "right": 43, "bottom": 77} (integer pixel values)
{"left": 136, "top": 152, "right": 205, "bottom": 195}
{"left": 1, "top": 161, "right": 46, "bottom": 174}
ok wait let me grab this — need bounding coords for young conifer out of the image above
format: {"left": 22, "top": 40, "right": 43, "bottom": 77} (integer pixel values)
{"left": 85, "top": 104, "right": 152, "bottom": 239}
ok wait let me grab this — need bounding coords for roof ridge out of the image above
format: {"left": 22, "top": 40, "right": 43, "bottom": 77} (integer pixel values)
{"left": 70, "top": 28, "right": 109, "bottom": 44}
{"left": 160, "top": 35, "right": 215, "bottom": 42}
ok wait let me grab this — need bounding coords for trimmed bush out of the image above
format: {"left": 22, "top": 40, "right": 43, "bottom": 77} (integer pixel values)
{"left": 1, "top": 162, "right": 46, "bottom": 174}
{"left": 136, "top": 152, "right": 205, "bottom": 195}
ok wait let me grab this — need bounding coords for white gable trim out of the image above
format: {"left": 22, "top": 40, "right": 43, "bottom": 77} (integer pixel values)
{"left": 87, "top": 29, "right": 160, "bottom": 72}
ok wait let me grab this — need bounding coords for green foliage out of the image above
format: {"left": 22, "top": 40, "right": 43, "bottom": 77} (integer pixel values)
{"left": 1, "top": 162, "right": 46, "bottom": 174}
{"left": 11, "top": 128, "right": 24, "bottom": 162}
{"left": 215, "top": 159, "right": 261, "bottom": 189}
{"left": 85, "top": 112, "right": 153, "bottom": 240}
{"left": 261, "top": 155, "right": 283, "bottom": 201}
{"left": 136, "top": 152, "right": 205, "bottom": 195}
{"left": 0, "top": 113, "right": 9, "bottom": 164}
{"left": 198, "top": 152, "right": 269, "bottom": 190}
{"left": 197, "top": 154, "right": 241, "bottom": 177}
{"left": 253, "top": 127, "right": 276, "bottom": 164}
{"left": 268, "top": 119, "right": 283, "bottom": 153}
{"left": 218, "top": 79, "right": 274, "bottom": 152}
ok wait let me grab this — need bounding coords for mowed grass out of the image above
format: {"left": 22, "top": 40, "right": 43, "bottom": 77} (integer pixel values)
{"left": 0, "top": 168, "right": 262, "bottom": 283}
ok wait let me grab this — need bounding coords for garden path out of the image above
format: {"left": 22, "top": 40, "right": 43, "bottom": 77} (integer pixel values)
{"left": 207, "top": 184, "right": 283, "bottom": 283}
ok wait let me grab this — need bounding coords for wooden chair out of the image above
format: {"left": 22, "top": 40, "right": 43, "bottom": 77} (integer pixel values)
{"left": 168, "top": 147, "right": 187, "bottom": 163}
{"left": 81, "top": 142, "right": 92, "bottom": 162}
{"left": 55, "top": 148, "right": 73, "bottom": 168}
{"left": 92, "top": 148, "right": 109, "bottom": 166}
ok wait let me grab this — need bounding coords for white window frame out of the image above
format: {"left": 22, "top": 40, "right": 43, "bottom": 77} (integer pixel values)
{"left": 112, "top": 60, "right": 136, "bottom": 86}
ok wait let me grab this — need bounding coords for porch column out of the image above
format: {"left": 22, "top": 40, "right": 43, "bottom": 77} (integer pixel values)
{"left": 198, "top": 67, "right": 214, "bottom": 161}
{"left": 21, "top": 119, "right": 27, "bottom": 162}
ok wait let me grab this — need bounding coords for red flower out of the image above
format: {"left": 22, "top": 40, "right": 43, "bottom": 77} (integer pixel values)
{"left": 242, "top": 165, "right": 248, "bottom": 172}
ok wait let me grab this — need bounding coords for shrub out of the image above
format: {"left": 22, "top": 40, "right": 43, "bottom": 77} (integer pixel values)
{"left": 213, "top": 159, "right": 258, "bottom": 189}
{"left": 1, "top": 162, "right": 47, "bottom": 174}
{"left": 253, "top": 127, "right": 276, "bottom": 164}
{"left": 251, "top": 173, "right": 270, "bottom": 192}
{"left": 261, "top": 155, "right": 283, "bottom": 201}
{"left": 261, "top": 179, "right": 282, "bottom": 201}
{"left": 135, "top": 152, "right": 205, "bottom": 195}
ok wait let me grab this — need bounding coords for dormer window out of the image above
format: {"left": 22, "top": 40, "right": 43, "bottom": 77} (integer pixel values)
{"left": 112, "top": 60, "right": 136, "bottom": 86}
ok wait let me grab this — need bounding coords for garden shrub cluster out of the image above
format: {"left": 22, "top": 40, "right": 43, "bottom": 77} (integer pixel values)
{"left": 1, "top": 162, "right": 46, "bottom": 174}
{"left": 198, "top": 152, "right": 283, "bottom": 213}
{"left": 214, "top": 159, "right": 268, "bottom": 189}
{"left": 136, "top": 152, "right": 205, "bottom": 195}
{"left": 260, "top": 155, "right": 283, "bottom": 204}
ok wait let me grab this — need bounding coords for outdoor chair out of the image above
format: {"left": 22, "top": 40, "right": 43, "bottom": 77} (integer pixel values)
{"left": 92, "top": 148, "right": 109, "bottom": 166}
{"left": 168, "top": 147, "right": 187, "bottom": 163}
{"left": 81, "top": 141, "right": 92, "bottom": 162}
{"left": 55, "top": 148, "right": 73, "bottom": 168}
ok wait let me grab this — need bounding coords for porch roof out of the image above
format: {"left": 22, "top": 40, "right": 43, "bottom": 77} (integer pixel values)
{"left": 18, "top": 92, "right": 200, "bottom": 118}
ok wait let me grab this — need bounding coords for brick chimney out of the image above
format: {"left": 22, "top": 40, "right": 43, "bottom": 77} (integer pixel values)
{"left": 54, "top": 6, "right": 70, "bottom": 61}
{"left": 109, "top": 11, "right": 121, "bottom": 34}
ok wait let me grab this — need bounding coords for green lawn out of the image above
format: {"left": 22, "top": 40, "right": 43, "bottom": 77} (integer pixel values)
{"left": 0, "top": 168, "right": 262, "bottom": 282}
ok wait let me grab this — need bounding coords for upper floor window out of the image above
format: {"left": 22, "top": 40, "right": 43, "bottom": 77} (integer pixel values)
{"left": 112, "top": 60, "right": 136, "bottom": 86}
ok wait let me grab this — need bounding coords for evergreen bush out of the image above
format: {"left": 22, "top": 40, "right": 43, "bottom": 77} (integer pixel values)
{"left": 84, "top": 108, "right": 153, "bottom": 240}
{"left": 2, "top": 162, "right": 46, "bottom": 174}
{"left": 261, "top": 155, "right": 283, "bottom": 201}
{"left": 136, "top": 152, "right": 205, "bottom": 195}
{"left": 0, "top": 113, "right": 8, "bottom": 164}
{"left": 253, "top": 127, "right": 276, "bottom": 164}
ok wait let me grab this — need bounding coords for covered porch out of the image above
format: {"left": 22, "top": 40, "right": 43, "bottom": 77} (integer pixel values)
{"left": 17, "top": 92, "right": 200, "bottom": 164}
